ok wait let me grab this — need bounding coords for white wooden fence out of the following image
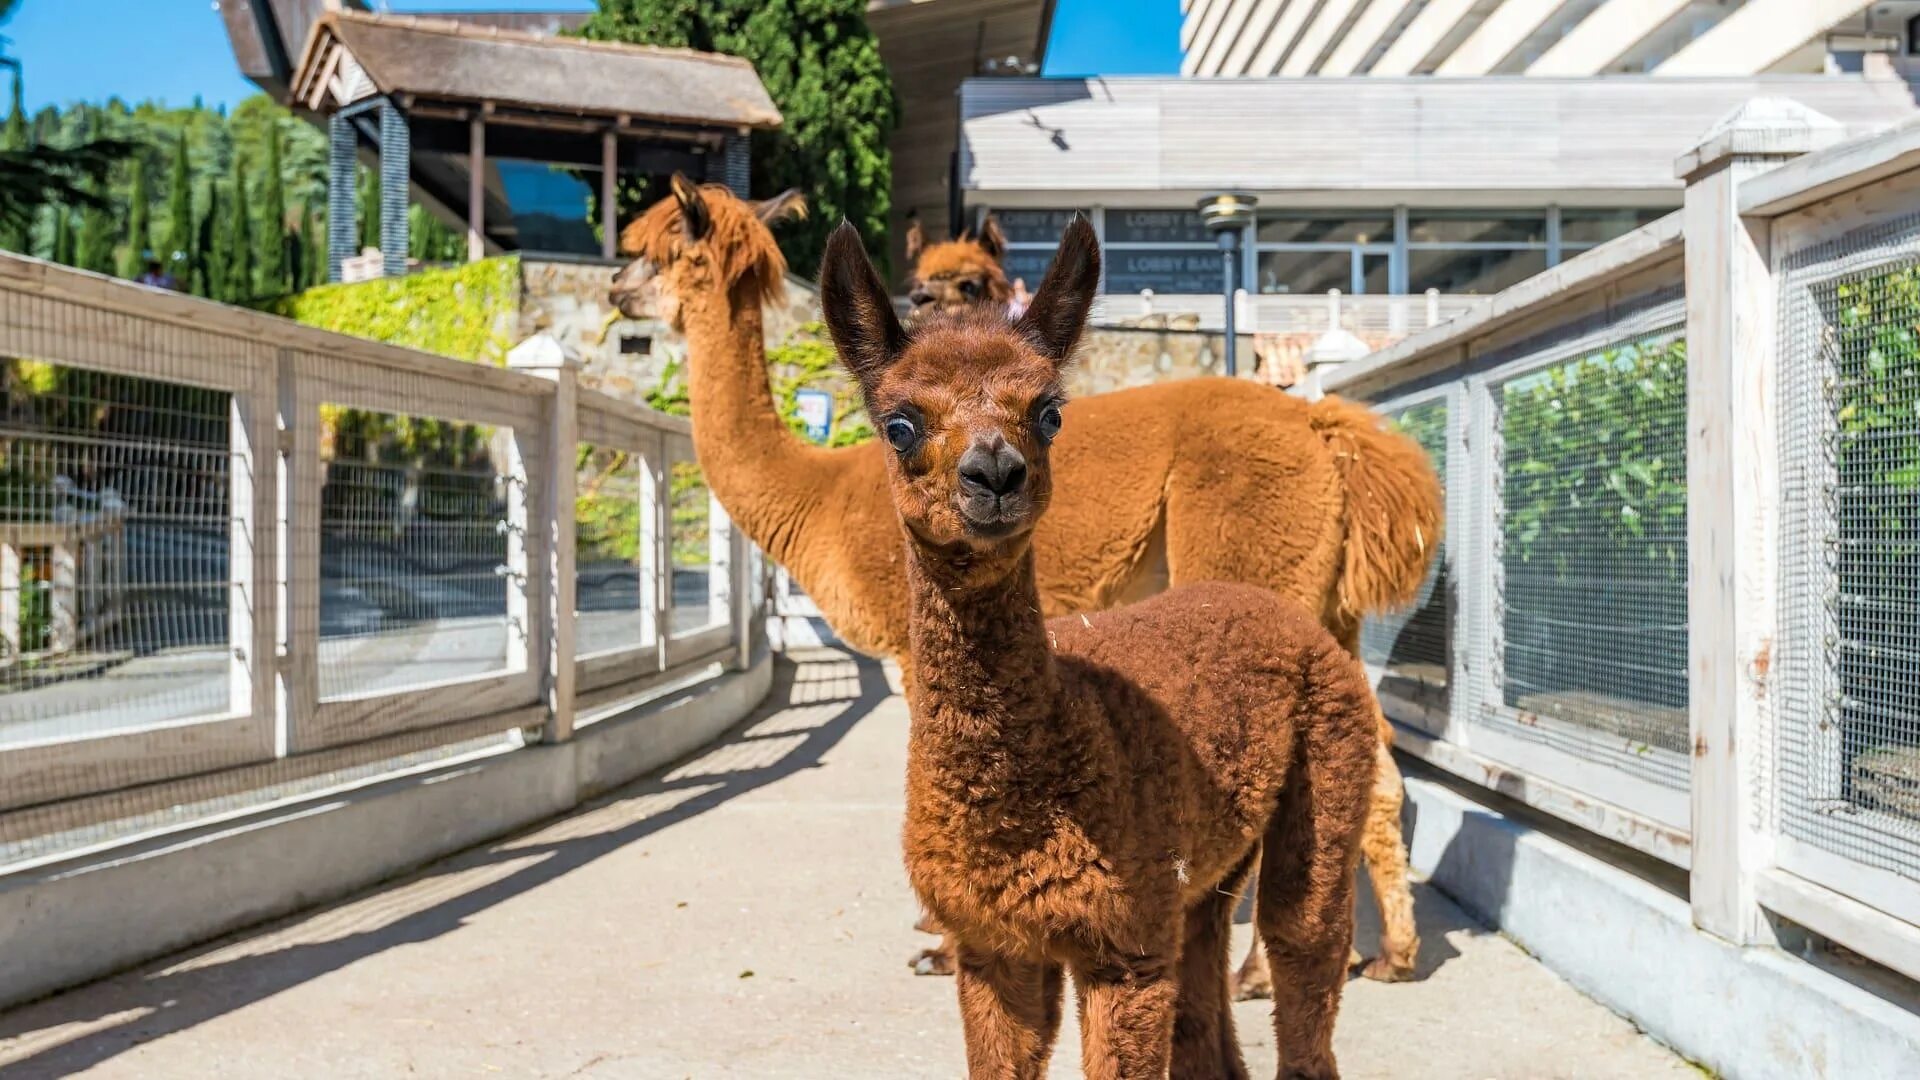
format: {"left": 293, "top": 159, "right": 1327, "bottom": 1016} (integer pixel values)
{"left": 0, "top": 254, "right": 761, "bottom": 860}
{"left": 1332, "top": 99, "right": 1920, "bottom": 983}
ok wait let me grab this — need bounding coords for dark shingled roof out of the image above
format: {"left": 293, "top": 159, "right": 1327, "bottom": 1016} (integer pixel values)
{"left": 293, "top": 11, "right": 781, "bottom": 130}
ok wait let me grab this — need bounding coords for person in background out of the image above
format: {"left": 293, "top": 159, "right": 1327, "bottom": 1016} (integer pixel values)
{"left": 135, "top": 251, "right": 178, "bottom": 291}
{"left": 1007, "top": 277, "right": 1031, "bottom": 319}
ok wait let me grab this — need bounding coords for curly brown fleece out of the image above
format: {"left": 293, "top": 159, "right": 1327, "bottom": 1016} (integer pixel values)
{"left": 822, "top": 218, "right": 1377, "bottom": 1078}
{"left": 609, "top": 180, "right": 1438, "bottom": 983}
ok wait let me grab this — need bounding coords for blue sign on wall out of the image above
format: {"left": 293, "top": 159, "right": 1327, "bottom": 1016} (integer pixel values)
{"left": 793, "top": 389, "right": 835, "bottom": 444}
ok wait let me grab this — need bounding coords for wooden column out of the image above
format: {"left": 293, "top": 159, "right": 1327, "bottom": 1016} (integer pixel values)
{"left": 1678, "top": 98, "right": 1842, "bottom": 945}
{"left": 507, "top": 334, "right": 580, "bottom": 744}
{"left": 601, "top": 129, "right": 618, "bottom": 260}
{"left": 468, "top": 115, "right": 486, "bottom": 263}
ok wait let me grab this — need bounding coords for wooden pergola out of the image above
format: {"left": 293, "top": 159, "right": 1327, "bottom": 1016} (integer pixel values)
{"left": 289, "top": 12, "right": 782, "bottom": 280}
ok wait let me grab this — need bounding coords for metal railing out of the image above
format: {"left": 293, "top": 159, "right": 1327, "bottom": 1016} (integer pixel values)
{"left": 1092, "top": 288, "right": 1482, "bottom": 336}
{"left": 0, "top": 257, "right": 760, "bottom": 866}
{"left": 1330, "top": 103, "right": 1920, "bottom": 982}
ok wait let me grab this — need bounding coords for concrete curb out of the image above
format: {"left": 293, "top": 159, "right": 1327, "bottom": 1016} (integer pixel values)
{"left": 1403, "top": 770, "right": 1920, "bottom": 1079}
{"left": 0, "top": 650, "right": 774, "bottom": 1011}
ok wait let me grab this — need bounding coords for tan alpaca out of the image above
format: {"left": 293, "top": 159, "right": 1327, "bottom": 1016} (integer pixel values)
{"left": 610, "top": 177, "right": 1433, "bottom": 985}
{"left": 822, "top": 216, "right": 1375, "bottom": 1079}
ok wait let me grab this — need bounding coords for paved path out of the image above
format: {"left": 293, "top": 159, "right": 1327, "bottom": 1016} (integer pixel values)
{"left": 0, "top": 647, "right": 1694, "bottom": 1079}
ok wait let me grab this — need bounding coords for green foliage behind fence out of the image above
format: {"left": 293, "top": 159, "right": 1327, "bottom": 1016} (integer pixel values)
{"left": 264, "top": 256, "right": 522, "bottom": 367}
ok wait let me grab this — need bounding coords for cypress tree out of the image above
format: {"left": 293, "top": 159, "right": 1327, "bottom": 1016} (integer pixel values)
{"left": 297, "top": 200, "right": 321, "bottom": 289}
{"left": 0, "top": 73, "right": 31, "bottom": 253}
{"left": 165, "top": 133, "right": 193, "bottom": 277}
{"left": 578, "top": 0, "right": 899, "bottom": 275}
{"left": 202, "top": 182, "right": 227, "bottom": 300}
{"left": 225, "top": 153, "right": 253, "bottom": 300}
{"left": 120, "top": 150, "right": 153, "bottom": 277}
{"left": 258, "top": 121, "right": 288, "bottom": 293}
{"left": 51, "top": 209, "right": 74, "bottom": 265}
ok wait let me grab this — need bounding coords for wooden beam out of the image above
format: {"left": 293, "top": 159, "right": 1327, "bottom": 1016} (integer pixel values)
{"left": 602, "top": 129, "right": 618, "bottom": 260}
{"left": 1281, "top": 0, "right": 1364, "bottom": 76}
{"left": 1370, "top": 0, "right": 1480, "bottom": 75}
{"left": 1247, "top": 0, "right": 1321, "bottom": 77}
{"left": 1436, "top": 0, "right": 1575, "bottom": 76}
{"left": 468, "top": 116, "right": 486, "bottom": 264}
{"left": 1319, "top": 0, "right": 1417, "bottom": 75}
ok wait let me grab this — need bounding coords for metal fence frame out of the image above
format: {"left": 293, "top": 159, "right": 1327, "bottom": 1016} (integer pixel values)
{"left": 1328, "top": 105, "right": 1920, "bottom": 982}
{"left": 0, "top": 255, "right": 759, "bottom": 829}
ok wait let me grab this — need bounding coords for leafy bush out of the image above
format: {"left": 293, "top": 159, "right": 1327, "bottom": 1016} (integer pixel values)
{"left": 264, "top": 256, "right": 522, "bottom": 366}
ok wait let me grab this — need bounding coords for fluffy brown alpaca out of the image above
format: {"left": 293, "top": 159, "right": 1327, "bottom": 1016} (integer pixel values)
{"left": 905, "top": 214, "right": 1013, "bottom": 315}
{"left": 821, "top": 216, "right": 1376, "bottom": 1079}
{"left": 610, "top": 178, "right": 1433, "bottom": 987}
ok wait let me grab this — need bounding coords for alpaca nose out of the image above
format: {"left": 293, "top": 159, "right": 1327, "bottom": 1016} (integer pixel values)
{"left": 958, "top": 439, "right": 1027, "bottom": 497}
{"left": 908, "top": 286, "right": 934, "bottom": 308}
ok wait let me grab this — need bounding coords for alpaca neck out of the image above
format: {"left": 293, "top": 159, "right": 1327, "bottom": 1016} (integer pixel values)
{"left": 904, "top": 541, "right": 1060, "bottom": 756}
{"left": 678, "top": 279, "right": 820, "bottom": 564}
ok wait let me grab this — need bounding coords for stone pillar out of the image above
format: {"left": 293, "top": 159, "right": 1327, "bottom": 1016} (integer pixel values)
{"left": 1302, "top": 327, "right": 1370, "bottom": 401}
{"left": 327, "top": 112, "right": 356, "bottom": 283}
{"left": 378, "top": 101, "right": 410, "bottom": 279}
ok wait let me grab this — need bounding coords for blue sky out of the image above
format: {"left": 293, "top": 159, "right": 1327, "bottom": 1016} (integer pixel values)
{"left": 2, "top": 0, "right": 1181, "bottom": 113}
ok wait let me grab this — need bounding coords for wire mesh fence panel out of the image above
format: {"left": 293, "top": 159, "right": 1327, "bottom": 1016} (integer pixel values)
{"left": 1779, "top": 222, "right": 1920, "bottom": 886}
{"left": 0, "top": 358, "right": 235, "bottom": 743}
{"left": 1486, "top": 329, "right": 1691, "bottom": 791}
{"left": 574, "top": 443, "right": 654, "bottom": 659}
{"left": 1360, "top": 395, "right": 1452, "bottom": 728}
{"left": 316, "top": 406, "right": 516, "bottom": 700}
{"left": 667, "top": 456, "right": 727, "bottom": 639}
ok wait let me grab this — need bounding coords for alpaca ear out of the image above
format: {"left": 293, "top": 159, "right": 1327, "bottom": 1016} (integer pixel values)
{"left": 977, "top": 215, "right": 1007, "bottom": 261}
{"left": 1016, "top": 215, "right": 1100, "bottom": 364}
{"left": 904, "top": 214, "right": 925, "bottom": 264}
{"left": 670, "top": 173, "right": 711, "bottom": 241}
{"left": 753, "top": 189, "right": 808, "bottom": 227}
{"left": 819, "top": 220, "right": 906, "bottom": 393}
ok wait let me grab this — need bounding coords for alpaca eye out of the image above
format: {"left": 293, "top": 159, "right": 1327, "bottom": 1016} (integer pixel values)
{"left": 885, "top": 416, "right": 919, "bottom": 453}
{"left": 959, "top": 279, "right": 980, "bottom": 298}
{"left": 1036, "top": 402, "right": 1063, "bottom": 442}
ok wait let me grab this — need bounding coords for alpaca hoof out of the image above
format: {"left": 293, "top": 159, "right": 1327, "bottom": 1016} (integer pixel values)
{"left": 910, "top": 947, "right": 956, "bottom": 977}
{"left": 1229, "top": 970, "right": 1273, "bottom": 1002}
{"left": 1358, "top": 954, "right": 1416, "bottom": 983}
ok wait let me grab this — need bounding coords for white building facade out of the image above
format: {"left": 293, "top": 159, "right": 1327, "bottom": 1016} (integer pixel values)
{"left": 955, "top": 1, "right": 1920, "bottom": 337}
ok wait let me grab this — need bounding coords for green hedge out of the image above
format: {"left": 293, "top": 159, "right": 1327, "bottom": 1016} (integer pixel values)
{"left": 263, "top": 256, "right": 521, "bottom": 366}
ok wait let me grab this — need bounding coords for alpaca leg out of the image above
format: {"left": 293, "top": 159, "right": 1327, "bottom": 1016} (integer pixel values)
{"left": 1073, "top": 955, "right": 1180, "bottom": 1080}
{"left": 1227, "top": 864, "right": 1273, "bottom": 1001}
{"left": 954, "top": 943, "right": 1063, "bottom": 1079}
{"left": 1172, "top": 867, "right": 1252, "bottom": 1080}
{"left": 911, "top": 931, "right": 958, "bottom": 976}
{"left": 1357, "top": 738, "right": 1419, "bottom": 982}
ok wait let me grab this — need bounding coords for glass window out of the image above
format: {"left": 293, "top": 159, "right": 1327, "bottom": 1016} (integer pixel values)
{"left": 1257, "top": 214, "right": 1393, "bottom": 245}
{"left": 1408, "top": 248, "right": 1549, "bottom": 295}
{"left": 1257, "top": 249, "right": 1351, "bottom": 295}
{"left": 1560, "top": 208, "right": 1668, "bottom": 246}
{"left": 1105, "top": 249, "right": 1222, "bottom": 294}
{"left": 1002, "top": 248, "right": 1056, "bottom": 287}
{"left": 1105, "top": 209, "right": 1211, "bottom": 244}
{"left": 497, "top": 160, "right": 601, "bottom": 255}
{"left": 1407, "top": 212, "right": 1546, "bottom": 245}
{"left": 994, "top": 209, "right": 1086, "bottom": 245}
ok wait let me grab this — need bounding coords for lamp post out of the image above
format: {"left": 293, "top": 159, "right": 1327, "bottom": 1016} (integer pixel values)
{"left": 1197, "top": 192, "right": 1256, "bottom": 376}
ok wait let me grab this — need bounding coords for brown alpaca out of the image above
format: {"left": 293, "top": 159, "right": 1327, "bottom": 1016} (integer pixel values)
{"left": 904, "top": 214, "right": 1013, "bottom": 315}
{"left": 610, "top": 178, "right": 1433, "bottom": 986}
{"left": 821, "top": 217, "right": 1376, "bottom": 1079}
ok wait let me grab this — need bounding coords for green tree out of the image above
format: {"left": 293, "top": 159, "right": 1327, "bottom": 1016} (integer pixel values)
{"left": 0, "top": 72, "right": 31, "bottom": 253}
{"left": 578, "top": 0, "right": 899, "bottom": 276}
{"left": 49, "top": 207, "right": 73, "bottom": 265}
{"left": 224, "top": 153, "right": 253, "bottom": 300}
{"left": 119, "top": 149, "right": 153, "bottom": 276}
{"left": 165, "top": 133, "right": 194, "bottom": 280}
{"left": 201, "top": 180, "right": 226, "bottom": 299}
{"left": 295, "top": 199, "right": 320, "bottom": 289}
{"left": 257, "top": 120, "right": 288, "bottom": 293}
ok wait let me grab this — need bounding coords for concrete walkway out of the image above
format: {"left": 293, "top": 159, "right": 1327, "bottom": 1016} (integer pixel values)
{"left": 0, "top": 647, "right": 1695, "bottom": 1079}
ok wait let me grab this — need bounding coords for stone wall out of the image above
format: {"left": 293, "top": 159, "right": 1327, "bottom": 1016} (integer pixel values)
{"left": 517, "top": 258, "right": 822, "bottom": 401}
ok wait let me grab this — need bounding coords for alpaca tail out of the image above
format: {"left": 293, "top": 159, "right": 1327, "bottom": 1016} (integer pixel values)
{"left": 1308, "top": 394, "right": 1444, "bottom": 623}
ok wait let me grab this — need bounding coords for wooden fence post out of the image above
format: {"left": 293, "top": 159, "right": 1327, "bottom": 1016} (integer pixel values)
{"left": 1678, "top": 98, "right": 1842, "bottom": 945}
{"left": 509, "top": 334, "right": 581, "bottom": 744}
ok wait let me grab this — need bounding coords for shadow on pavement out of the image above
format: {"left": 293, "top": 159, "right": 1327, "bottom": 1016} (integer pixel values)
{"left": 0, "top": 647, "right": 890, "bottom": 1077}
